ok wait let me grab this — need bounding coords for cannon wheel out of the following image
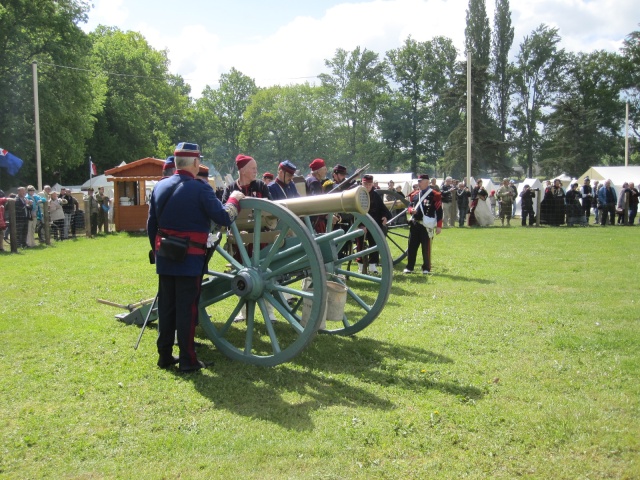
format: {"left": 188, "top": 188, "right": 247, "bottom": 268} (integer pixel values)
{"left": 198, "top": 198, "right": 327, "bottom": 367}
{"left": 375, "top": 189, "right": 410, "bottom": 265}
{"left": 321, "top": 212, "right": 394, "bottom": 336}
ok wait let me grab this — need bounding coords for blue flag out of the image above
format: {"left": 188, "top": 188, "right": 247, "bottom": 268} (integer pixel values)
{"left": 0, "top": 147, "right": 24, "bottom": 176}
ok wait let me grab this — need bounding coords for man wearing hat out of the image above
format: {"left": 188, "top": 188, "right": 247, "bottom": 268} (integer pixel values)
{"left": 162, "top": 156, "right": 176, "bottom": 177}
{"left": 404, "top": 174, "right": 442, "bottom": 274}
{"left": 222, "top": 154, "right": 271, "bottom": 203}
{"left": 497, "top": 178, "right": 514, "bottom": 226}
{"left": 305, "top": 158, "right": 328, "bottom": 232}
{"left": 306, "top": 158, "right": 327, "bottom": 196}
{"left": 580, "top": 177, "right": 593, "bottom": 222}
{"left": 196, "top": 165, "right": 210, "bottom": 184}
{"left": 148, "top": 142, "right": 244, "bottom": 372}
{"left": 84, "top": 187, "right": 99, "bottom": 236}
{"left": 95, "top": 186, "right": 111, "bottom": 233}
{"left": 268, "top": 160, "right": 299, "bottom": 201}
{"left": 323, "top": 164, "right": 355, "bottom": 193}
{"left": 262, "top": 172, "right": 274, "bottom": 185}
{"left": 356, "top": 175, "right": 391, "bottom": 274}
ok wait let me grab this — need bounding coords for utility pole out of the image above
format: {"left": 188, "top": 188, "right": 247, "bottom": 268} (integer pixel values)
{"left": 32, "top": 61, "right": 43, "bottom": 191}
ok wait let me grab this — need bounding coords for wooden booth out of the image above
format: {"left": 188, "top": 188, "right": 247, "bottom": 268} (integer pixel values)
{"left": 105, "top": 158, "right": 164, "bottom": 232}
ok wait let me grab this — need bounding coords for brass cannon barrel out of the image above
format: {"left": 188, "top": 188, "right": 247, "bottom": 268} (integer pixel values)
{"left": 234, "top": 186, "right": 370, "bottom": 231}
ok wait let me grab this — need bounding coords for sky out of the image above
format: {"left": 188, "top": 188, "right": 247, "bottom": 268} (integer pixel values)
{"left": 82, "top": 0, "right": 638, "bottom": 97}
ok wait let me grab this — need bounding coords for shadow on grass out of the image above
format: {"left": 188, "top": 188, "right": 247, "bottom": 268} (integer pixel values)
{"left": 173, "top": 332, "right": 484, "bottom": 431}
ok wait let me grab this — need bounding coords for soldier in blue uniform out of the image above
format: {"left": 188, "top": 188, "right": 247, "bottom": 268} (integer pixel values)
{"left": 147, "top": 142, "right": 244, "bottom": 372}
{"left": 268, "top": 160, "right": 299, "bottom": 200}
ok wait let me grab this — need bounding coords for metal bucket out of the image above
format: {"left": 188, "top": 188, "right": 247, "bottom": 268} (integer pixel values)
{"left": 300, "top": 279, "right": 347, "bottom": 329}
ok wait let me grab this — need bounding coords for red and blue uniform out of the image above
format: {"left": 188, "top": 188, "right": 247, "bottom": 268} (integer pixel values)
{"left": 147, "top": 169, "right": 240, "bottom": 370}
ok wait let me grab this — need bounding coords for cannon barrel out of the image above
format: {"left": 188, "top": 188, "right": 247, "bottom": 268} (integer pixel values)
{"left": 273, "top": 185, "right": 369, "bottom": 216}
{"left": 234, "top": 185, "right": 370, "bottom": 230}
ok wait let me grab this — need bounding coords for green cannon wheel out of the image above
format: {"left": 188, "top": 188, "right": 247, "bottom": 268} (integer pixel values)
{"left": 198, "top": 198, "right": 327, "bottom": 367}
{"left": 321, "top": 212, "right": 394, "bottom": 336}
{"left": 294, "top": 210, "right": 393, "bottom": 336}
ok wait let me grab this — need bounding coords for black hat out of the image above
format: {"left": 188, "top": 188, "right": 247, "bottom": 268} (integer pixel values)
{"left": 333, "top": 164, "right": 348, "bottom": 175}
{"left": 362, "top": 174, "right": 374, "bottom": 183}
{"left": 418, "top": 174, "right": 430, "bottom": 181}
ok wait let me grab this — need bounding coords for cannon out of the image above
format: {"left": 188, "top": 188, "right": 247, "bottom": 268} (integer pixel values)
{"left": 197, "top": 186, "right": 393, "bottom": 366}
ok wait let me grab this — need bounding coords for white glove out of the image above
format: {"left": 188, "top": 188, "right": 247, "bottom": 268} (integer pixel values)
{"left": 228, "top": 191, "right": 245, "bottom": 201}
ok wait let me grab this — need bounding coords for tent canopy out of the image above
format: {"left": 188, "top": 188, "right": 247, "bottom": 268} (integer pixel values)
{"left": 578, "top": 166, "right": 640, "bottom": 196}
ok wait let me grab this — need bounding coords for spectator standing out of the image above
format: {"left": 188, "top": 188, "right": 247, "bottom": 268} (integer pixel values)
{"left": 95, "top": 186, "right": 111, "bottom": 233}
{"left": 25, "top": 185, "right": 40, "bottom": 246}
{"left": 0, "top": 189, "right": 6, "bottom": 251}
{"left": 60, "top": 188, "right": 74, "bottom": 239}
{"left": 440, "top": 176, "right": 456, "bottom": 228}
{"left": 628, "top": 182, "right": 638, "bottom": 225}
{"left": 456, "top": 182, "right": 471, "bottom": 227}
{"left": 488, "top": 190, "right": 497, "bottom": 217}
{"left": 616, "top": 182, "right": 630, "bottom": 225}
{"left": 580, "top": 177, "right": 593, "bottom": 223}
{"left": 15, "top": 187, "right": 31, "bottom": 248}
{"left": 85, "top": 187, "right": 99, "bottom": 236}
{"left": 509, "top": 180, "right": 518, "bottom": 217}
{"left": 497, "top": 178, "right": 514, "bottom": 227}
{"left": 147, "top": 142, "right": 244, "bottom": 372}
{"left": 597, "top": 179, "right": 617, "bottom": 226}
{"left": 519, "top": 185, "right": 536, "bottom": 226}
{"left": 565, "top": 182, "right": 587, "bottom": 226}
{"left": 541, "top": 179, "right": 565, "bottom": 226}
{"left": 591, "top": 180, "right": 601, "bottom": 224}
{"left": 49, "top": 191, "right": 66, "bottom": 241}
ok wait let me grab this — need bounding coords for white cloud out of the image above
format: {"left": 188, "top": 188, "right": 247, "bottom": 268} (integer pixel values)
{"left": 82, "top": 0, "right": 638, "bottom": 97}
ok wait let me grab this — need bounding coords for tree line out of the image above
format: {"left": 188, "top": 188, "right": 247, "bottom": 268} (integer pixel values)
{"left": 1, "top": 0, "right": 638, "bottom": 190}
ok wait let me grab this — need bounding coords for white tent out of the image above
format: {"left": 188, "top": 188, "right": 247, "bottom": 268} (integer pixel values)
{"left": 578, "top": 166, "right": 640, "bottom": 197}
{"left": 81, "top": 174, "right": 114, "bottom": 199}
{"left": 371, "top": 173, "right": 413, "bottom": 196}
{"left": 514, "top": 178, "right": 543, "bottom": 216}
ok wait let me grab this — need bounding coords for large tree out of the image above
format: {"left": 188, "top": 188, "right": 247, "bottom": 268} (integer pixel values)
{"left": 241, "top": 83, "right": 335, "bottom": 169}
{"left": 195, "top": 68, "right": 257, "bottom": 174}
{"left": 0, "top": 0, "right": 96, "bottom": 188}
{"left": 319, "top": 47, "right": 389, "bottom": 166}
{"left": 491, "top": 0, "right": 515, "bottom": 172}
{"left": 510, "top": 25, "right": 566, "bottom": 177}
{"left": 385, "top": 36, "right": 458, "bottom": 175}
{"left": 87, "top": 26, "right": 191, "bottom": 172}
{"left": 540, "top": 51, "right": 626, "bottom": 176}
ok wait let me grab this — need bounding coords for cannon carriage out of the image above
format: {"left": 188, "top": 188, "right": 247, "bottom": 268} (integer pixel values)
{"left": 197, "top": 186, "right": 394, "bottom": 366}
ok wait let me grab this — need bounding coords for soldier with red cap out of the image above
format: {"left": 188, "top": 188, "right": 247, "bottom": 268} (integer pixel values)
{"left": 305, "top": 158, "right": 328, "bottom": 232}
{"left": 222, "top": 154, "right": 271, "bottom": 203}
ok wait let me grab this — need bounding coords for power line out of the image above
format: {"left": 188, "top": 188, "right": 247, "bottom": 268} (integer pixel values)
{"left": 38, "top": 61, "right": 170, "bottom": 81}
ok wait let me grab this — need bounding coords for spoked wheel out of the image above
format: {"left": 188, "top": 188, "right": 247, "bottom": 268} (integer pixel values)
{"left": 320, "top": 212, "right": 393, "bottom": 336}
{"left": 198, "top": 198, "right": 327, "bottom": 367}
{"left": 376, "top": 189, "right": 410, "bottom": 265}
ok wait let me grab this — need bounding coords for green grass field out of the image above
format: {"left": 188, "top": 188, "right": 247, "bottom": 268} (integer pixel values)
{"left": 1, "top": 224, "right": 638, "bottom": 479}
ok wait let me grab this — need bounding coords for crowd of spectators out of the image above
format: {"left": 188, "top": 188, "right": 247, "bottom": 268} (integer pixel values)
{"left": 0, "top": 184, "right": 112, "bottom": 251}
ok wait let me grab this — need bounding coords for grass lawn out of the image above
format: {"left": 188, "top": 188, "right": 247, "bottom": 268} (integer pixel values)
{"left": 1, "top": 224, "right": 638, "bottom": 479}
